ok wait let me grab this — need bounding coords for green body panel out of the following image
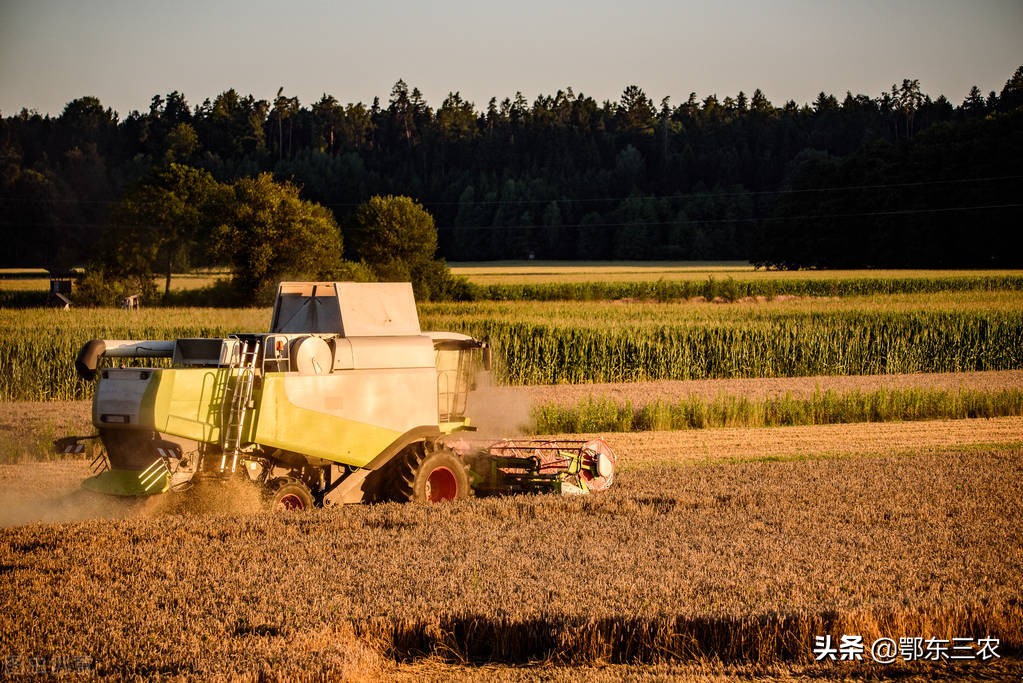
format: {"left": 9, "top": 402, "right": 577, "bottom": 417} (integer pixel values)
{"left": 82, "top": 469, "right": 167, "bottom": 496}
{"left": 138, "top": 368, "right": 246, "bottom": 443}
{"left": 106, "top": 368, "right": 426, "bottom": 469}
{"left": 254, "top": 375, "right": 402, "bottom": 467}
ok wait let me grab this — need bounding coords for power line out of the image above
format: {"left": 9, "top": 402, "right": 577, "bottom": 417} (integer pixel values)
{"left": 1, "top": 202, "right": 1018, "bottom": 232}
{"left": 0, "top": 174, "right": 1019, "bottom": 209}
{"left": 435, "top": 202, "right": 1023, "bottom": 231}
{"left": 414, "top": 174, "right": 1023, "bottom": 208}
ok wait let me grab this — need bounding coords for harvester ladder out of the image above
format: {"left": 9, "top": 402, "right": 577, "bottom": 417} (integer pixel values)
{"left": 220, "top": 340, "right": 259, "bottom": 473}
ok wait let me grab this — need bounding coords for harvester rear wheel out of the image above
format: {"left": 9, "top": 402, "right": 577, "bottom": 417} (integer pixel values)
{"left": 412, "top": 450, "right": 470, "bottom": 503}
{"left": 269, "top": 478, "right": 314, "bottom": 511}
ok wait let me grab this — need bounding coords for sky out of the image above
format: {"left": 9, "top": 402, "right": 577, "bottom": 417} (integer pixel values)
{"left": 1, "top": 0, "right": 1020, "bottom": 118}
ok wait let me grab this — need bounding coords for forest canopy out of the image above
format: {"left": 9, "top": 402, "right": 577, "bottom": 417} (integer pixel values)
{"left": 1, "top": 68, "right": 1021, "bottom": 275}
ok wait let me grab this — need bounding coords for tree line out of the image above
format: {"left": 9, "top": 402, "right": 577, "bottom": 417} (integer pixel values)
{"left": 2, "top": 67, "right": 1022, "bottom": 280}
{"left": 79, "top": 171, "right": 455, "bottom": 305}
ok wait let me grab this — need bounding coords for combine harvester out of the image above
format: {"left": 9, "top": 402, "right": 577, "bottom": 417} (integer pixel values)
{"left": 58, "top": 282, "right": 615, "bottom": 509}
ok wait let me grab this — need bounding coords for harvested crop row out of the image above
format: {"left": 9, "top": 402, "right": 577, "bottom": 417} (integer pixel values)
{"left": 518, "top": 369, "right": 1023, "bottom": 406}
{"left": 5, "top": 416, "right": 1023, "bottom": 526}
{"left": 532, "top": 387, "right": 1023, "bottom": 433}
{"left": 602, "top": 415, "right": 1023, "bottom": 467}
{"left": 1, "top": 392, "right": 1023, "bottom": 466}
{"left": 1, "top": 445, "right": 1019, "bottom": 678}
{"left": 5, "top": 415, "right": 1021, "bottom": 518}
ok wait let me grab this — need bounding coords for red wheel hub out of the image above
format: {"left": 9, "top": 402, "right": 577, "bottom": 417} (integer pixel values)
{"left": 425, "top": 466, "right": 458, "bottom": 502}
{"left": 277, "top": 493, "right": 305, "bottom": 511}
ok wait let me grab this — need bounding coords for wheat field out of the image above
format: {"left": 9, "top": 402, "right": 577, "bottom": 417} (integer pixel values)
{"left": 2, "top": 411, "right": 1021, "bottom": 678}
{"left": 1, "top": 429, "right": 1020, "bottom": 680}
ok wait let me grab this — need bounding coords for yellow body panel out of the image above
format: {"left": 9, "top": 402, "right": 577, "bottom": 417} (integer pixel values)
{"left": 98, "top": 365, "right": 441, "bottom": 468}
{"left": 254, "top": 371, "right": 437, "bottom": 467}
{"left": 95, "top": 325, "right": 453, "bottom": 470}
{"left": 253, "top": 383, "right": 399, "bottom": 466}
{"left": 139, "top": 368, "right": 236, "bottom": 443}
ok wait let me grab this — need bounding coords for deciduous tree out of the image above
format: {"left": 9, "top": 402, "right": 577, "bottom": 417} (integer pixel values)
{"left": 215, "top": 174, "right": 343, "bottom": 302}
{"left": 107, "top": 163, "right": 231, "bottom": 295}
{"left": 346, "top": 195, "right": 455, "bottom": 299}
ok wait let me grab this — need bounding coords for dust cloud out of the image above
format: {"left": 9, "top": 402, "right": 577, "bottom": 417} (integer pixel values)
{"left": 0, "top": 488, "right": 142, "bottom": 527}
{"left": 143, "top": 477, "right": 265, "bottom": 517}
{"left": 0, "top": 461, "right": 267, "bottom": 528}
{"left": 466, "top": 373, "right": 534, "bottom": 439}
{"left": 1, "top": 376, "right": 537, "bottom": 527}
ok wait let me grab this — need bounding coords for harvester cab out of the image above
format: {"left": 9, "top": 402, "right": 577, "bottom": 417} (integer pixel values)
{"left": 60, "top": 281, "right": 615, "bottom": 509}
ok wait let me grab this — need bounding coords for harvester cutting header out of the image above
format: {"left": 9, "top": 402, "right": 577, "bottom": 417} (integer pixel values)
{"left": 59, "top": 282, "right": 615, "bottom": 509}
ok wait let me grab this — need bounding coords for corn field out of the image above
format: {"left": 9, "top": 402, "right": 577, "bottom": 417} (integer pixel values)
{"left": 469, "top": 274, "right": 1023, "bottom": 302}
{"left": 439, "top": 311, "right": 1023, "bottom": 385}
{"left": 0, "top": 308, "right": 265, "bottom": 401}
{"left": 1, "top": 297, "right": 1021, "bottom": 400}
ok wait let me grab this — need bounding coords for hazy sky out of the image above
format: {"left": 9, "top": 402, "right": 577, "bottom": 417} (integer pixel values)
{"left": 1, "top": 0, "right": 1020, "bottom": 117}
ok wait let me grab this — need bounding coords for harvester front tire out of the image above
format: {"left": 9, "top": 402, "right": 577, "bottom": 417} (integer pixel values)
{"left": 412, "top": 450, "right": 470, "bottom": 503}
{"left": 269, "top": 478, "right": 314, "bottom": 511}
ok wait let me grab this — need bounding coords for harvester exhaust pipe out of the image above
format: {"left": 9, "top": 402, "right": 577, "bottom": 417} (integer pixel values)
{"left": 75, "top": 339, "right": 176, "bottom": 380}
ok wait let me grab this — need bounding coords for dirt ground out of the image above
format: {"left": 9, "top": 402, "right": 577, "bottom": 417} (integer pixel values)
{"left": 510, "top": 369, "right": 1023, "bottom": 406}
{"left": 605, "top": 415, "right": 1023, "bottom": 468}
{"left": 0, "top": 399, "right": 93, "bottom": 435}
{"left": 2, "top": 369, "right": 1019, "bottom": 448}
{"left": 2, "top": 415, "right": 1021, "bottom": 527}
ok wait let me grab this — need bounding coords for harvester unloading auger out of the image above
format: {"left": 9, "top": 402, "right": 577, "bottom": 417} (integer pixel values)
{"left": 57, "top": 282, "right": 616, "bottom": 509}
